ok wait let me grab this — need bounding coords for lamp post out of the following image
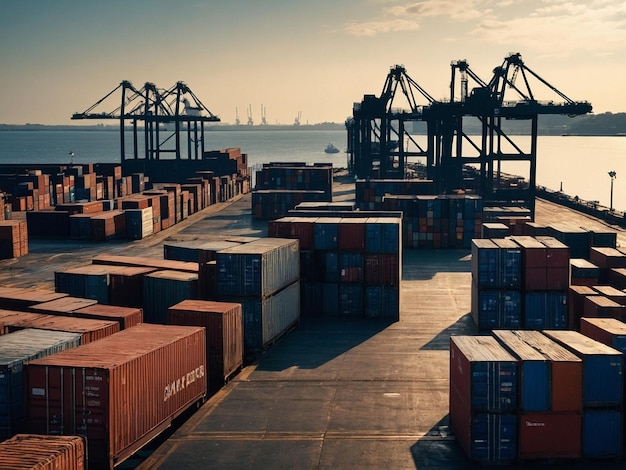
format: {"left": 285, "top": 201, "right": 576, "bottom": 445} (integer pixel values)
{"left": 608, "top": 171, "right": 617, "bottom": 212}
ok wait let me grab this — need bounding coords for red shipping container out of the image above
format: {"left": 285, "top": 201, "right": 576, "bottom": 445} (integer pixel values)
{"left": 583, "top": 295, "right": 626, "bottom": 321}
{"left": 0, "top": 310, "right": 119, "bottom": 344}
{"left": 72, "top": 304, "right": 143, "bottom": 330}
{"left": 545, "top": 266, "right": 569, "bottom": 290}
{"left": 26, "top": 324, "right": 207, "bottom": 470}
{"left": 0, "top": 434, "right": 86, "bottom": 470}
{"left": 519, "top": 412, "right": 581, "bottom": 459}
{"left": 167, "top": 299, "right": 243, "bottom": 391}
{"left": 524, "top": 266, "right": 547, "bottom": 291}
{"left": 338, "top": 218, "right": 367, "bottom": 251}
{"left": 591, "top": 285, "right": 626, "bottom": 306}
{"left": 568, "top": 285, "right": 596, "bottom": 330}
{"left": 290, "top": 217, "right": 316, "bottom": 250}
{"left": 0, "top": 286, "right": 68, "bottom": 311}
{"left": 536, "top": 236, "right": 570, "bottom": 268}
{"left": 581, "top": 317, "right": 626, "bottom": 351}
{"left": 512, "top": 235, "right": 546, "bottom": 268}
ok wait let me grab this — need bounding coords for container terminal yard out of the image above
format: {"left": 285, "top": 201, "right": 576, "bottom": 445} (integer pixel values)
{"left": 3, "top": 53, "right": 626, "bottom": 468}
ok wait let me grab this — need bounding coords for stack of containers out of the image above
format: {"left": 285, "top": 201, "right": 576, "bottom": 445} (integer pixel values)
{"left": 449, "top": 335, "right": 518, "bottom": 464}
{"left": 470, "top": 238, "right": 522, "bottom": 330}
{"left": 589, "top": 247, "right": 626, "bottom": 284}
{"left": 252, "top": 163, "right": 333, "bottom": 220}
{"left": 0, "top": 329, "right": 81, "bottom": 439}
{"left": 548, "top": 224, "right": 592, "bottom": 259}
{"left": 493, "top": 330, "right": 583, "bottom": 460}
{"left": 354, "top": 178, "right": 435, "bottom": 210}
{"left": 581, "top": 317, "right": 626, "bottom": 355}
{"left": 0, "top": 220, "right": 28, "bottom": 259}
{"left": 25, "top": 324, "right": 207, "bottom": 470}
{"left": 167, "top": 299, "right": 243, "bottom": 393}
{"left": 268, "top": 216, "right": 402, "bottom": 320}
{"left": 543, "top": 330, "right": 624, "bottom": 460}
{"left": 0, "top": 434, "right": 85, "bottom": 470}
{"left": 380, "top": 194, "right": 482, "bottom": 249}
{"left": 513, "top": 236, "right": 570, "bottom": 330}
{"left": 215, "top": 238, "right": 300, "bottom": 356}
{"left": 568, "top": 285, "right": 597, "bottom": 330}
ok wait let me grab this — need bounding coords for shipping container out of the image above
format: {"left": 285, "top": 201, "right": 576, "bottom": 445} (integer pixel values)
{"left": 523, "top": 292, "right": 567, "bottom": 330}
{"left": 26, "top": 324, "right": 207, "bottom": 470}
{"left": 0, "top": 311, "right": 119, "bottom": 344}
{"left": 125, "top": 207, "right": 154, "bottom": 240}
{"left": 72, "top": 304, "right": 143, "bottom": 330}
{"left": 143, "top": 270, "right": 199, "bottom": 324}
{"left": 543, "top": 330, "right": 623, "bottom": 408}
{"left": 582, "top": 409, "right": 623, "bottom": 459}
{"left": 164, "top": 239, "right": 240, "bottom": 263}
{"left": 0, "top": 286, "right": 67, "bottom": 311}
{"left": 107, "top": 265, "right": 157, "bottom": 308}
{"left": 0, "top": 329, "right": 81, "bottom": 439}
{"left": 583, "top": 295, "right": 626, "bottom": 321}
{"left": 507, "top": 330, "right": 583, "bottom": 412}
{"left": 449, "top": 335, "right": 517, "bottom": 412}
{"left": 168, "top": 299, "right": 243, "bottom": 392}
{"left": 449, "top": 385, "right": 517, "bottom": 464}
{"left": 591, "top": 284, "right": 626, "bottom": 306}
{"left": 0, "top": 434, "right": 86, "bottom": 470}
{"left": 519, "top": 412, "right": 581, "bottom": 460}
{"left": 225, "top": 281, "right": 300, "bottom": 356}
{"left": 29, "top": 296, "right": 99, "bottom": 316}
{"left": 92, "top": 253, "right": 198, "bottom": 273}
{"left": 54, "top": 265, "right": 111, "bottom": 303}
{"left": 471, "top": 286, "right": 522, "bottom": 330}
{"left": 492, "top": 330, "right": 550, "bottom": 412}
{"left": 570, "top": 258, "right": 600, "bottom": 286}
{"left": 568, "top": 285, "right": 597, "bottom": 330}
{"left": 580, "top": 317, "right": 626, "bottom": 355}
{"left": 215, "top": 238, "right": 299, "bottom": 299}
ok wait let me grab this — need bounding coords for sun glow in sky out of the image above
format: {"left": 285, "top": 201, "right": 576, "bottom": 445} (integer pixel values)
{"left": 1, "top": 0, "right": 625, "bottom": 125}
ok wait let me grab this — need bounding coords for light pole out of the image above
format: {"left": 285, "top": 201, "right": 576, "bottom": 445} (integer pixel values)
{"left": 608, "top": 171, "right": 617, "bottom": 211}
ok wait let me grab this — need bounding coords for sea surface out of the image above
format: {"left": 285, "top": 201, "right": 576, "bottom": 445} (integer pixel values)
{"left": 0, "top": 129, "right": 624, "bottom": 212}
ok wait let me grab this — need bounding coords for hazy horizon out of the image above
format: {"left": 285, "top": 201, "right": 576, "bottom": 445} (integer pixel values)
{"left": 2, "top": 1, "right": 625, "bottom": 126}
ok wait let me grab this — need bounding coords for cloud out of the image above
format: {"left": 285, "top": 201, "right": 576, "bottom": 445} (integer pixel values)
{"left": 344, "top": 18, "right": 420, "bottom": 37}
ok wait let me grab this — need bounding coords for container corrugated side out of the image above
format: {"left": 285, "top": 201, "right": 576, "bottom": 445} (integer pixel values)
{"left": 228, "top": 281, "right": 300, "bottom": 355}
{"left": 216, "top": 238, "right": 299, "bottom": 298}
{"left": 167, "top": 299, "right": 243, "bottom": 391}
{"left": 0, "top": 329, "right": 81, "bottom": 439}
{"left": 450, "top": 335, "right": 518, "bottom": 413}
{"left": 492, "top": 330, "right": 550, "bottom": 412}
{"left": 512, "top": 330, "right": 582, "bottom": 412}
{"left": 519, "top": 412, "right": 581, "bottom": 460}
{"left": 0, "top": 434, "right": 85, "bottom": 470}
{"left": 143, "top": 270, "right": 199, "bottom": 324}
{"left": 54, "top": 265, "right": 110, "bottom": 303}
{"left": 582, "top": 409, "right": 623, "bottom": 459}
{"left": 544, "top": 330, "right": 623, "bottom": 408}
{"left": 26, "top": 324, "right": 206, "bottom": 470}
{"left": 523, "top": 292, "right": 568, "bottom": 330}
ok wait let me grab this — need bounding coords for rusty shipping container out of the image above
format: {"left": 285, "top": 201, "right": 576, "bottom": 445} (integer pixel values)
{"left": 0, "top": 434, "right": 86, "bottom": 470}
{"left": 0, "top": 309, "right": 120, "bottom": 344}
{"left": 26, "top": 324, "right": 207, "bottom": 470}
{"left": 168, "top": 299, "right": 243, "bottom": 392}
{"left": 72, "top": 304, "right": 143, "bottom": 330}
{"left": 0, "top": 286, "right": 67, "bottom": 311}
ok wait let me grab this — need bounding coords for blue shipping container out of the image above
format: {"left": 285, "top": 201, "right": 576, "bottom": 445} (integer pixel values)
{"left": 313, "top": 219, "right": 338, "bottom": 250}
{"left": 471, "top": 360, "right": 518, "bottom": 411}
{"left": 470, "top": 413, "right": 518, "bottom": 464}
{"left": 582, "top": 409, "right": 623, "bottom": 459}
{"left": 524, "top": 292, "right": 568, "bottom": 330}
{"left": 472, "top": 288, "right": 522, "bottom": 330}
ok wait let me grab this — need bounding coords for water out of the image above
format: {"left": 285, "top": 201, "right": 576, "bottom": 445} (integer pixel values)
{"left": 0, "top": 129, "right": 624, "bottom": 211}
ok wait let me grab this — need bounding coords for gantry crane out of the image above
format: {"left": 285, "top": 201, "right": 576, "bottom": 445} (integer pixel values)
{"left": 346, "top": 54, "right": 592, "bottom": 219}
{"left": 72, "top": 80, "right": 220, "bottom": 163}
{"left": 346, "top": 64, "right": 435, "bottom": 179}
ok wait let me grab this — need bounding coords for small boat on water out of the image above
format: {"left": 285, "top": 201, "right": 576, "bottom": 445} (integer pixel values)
{"left": 324, "top": 143, "right": 340, "bottom": 154}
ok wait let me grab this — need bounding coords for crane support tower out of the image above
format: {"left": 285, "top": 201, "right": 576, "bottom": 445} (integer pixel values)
{"left": 346, "top": 53, "right": 592, "bottom": 219}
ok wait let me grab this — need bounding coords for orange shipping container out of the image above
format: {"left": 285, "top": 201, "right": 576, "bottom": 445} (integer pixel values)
{"left": 26, "top": 324, "right": 207, "bottom": 470}
{"left": 0, "top": 434, "right": 85, "bottom": 470}
{"left": 168, "top": 299, "right": 243, "bottom": 392}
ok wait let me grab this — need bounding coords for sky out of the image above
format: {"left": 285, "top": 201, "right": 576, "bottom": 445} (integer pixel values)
{"left": 1, "top": 0, "right": 625, "bottom": 126}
